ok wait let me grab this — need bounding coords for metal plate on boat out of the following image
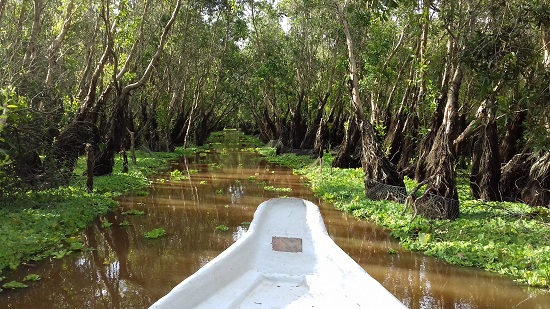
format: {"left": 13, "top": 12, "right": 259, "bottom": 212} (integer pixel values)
{"left": 272, "top": 236, "right": 302, "bottom": 252}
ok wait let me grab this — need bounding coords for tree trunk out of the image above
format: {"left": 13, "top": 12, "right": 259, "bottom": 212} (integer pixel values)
{"left": 300, "top": 93, "right": 329, "bottom": 149}
{"left": 334, "top": 0, "right": 405, "bottom": 201}
{"left": 332, "top": 115, "right": 361, "bottom": 168}
{"left": 289, "top": 89, "right": 305, "bottom": 149}
{"left": 415, "top": 35, "right": 452, "bottom": 181}
{"left": 45, "top": 0, "right": 75, "bottom": 86}
{"left": 521, "top": 152, "right": 550, "bottom": 207}
{"left": 94, "top": 0, "right": 181, "bottom": 175}
{"left": 85, "top": 143, "right": 94, "bottom": 192}
{"left": 541, "top": 21, "right": 550, "bottom": 70}
{"left": 500, "top": 153, "right": 535, "bottom": 202}
{"left": 470, "top": 120, "right": 501, "bottom": 201}
{"left": 416, "top": 65, "right": 463, "bottom": 220}
{"left": 500, "top": 109, "right": 527, "bottom": 163}
{"left": 22, "top": 0, "right": 44, "bottom": 71}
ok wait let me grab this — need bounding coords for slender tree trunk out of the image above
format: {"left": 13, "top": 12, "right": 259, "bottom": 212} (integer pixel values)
{"left": 22, "top": 0, "right": 44, "bottom": 71}
{"left": 0, "top": 0, "right": 7, "bottom": 25}
{"left": 521, "top": 152, "right": 550, "bottom": 207}
{"left": 45, "top": 0, "right": 74, "bottom": 86}
{"left": 332, "top": 115, "right": 361, "bottom": 168}
{"left": 334, "top": 1, "right": 405, "bottom": 200}
{"left": 500, "top": 109, "right": 527, "bottom": 164}
{"left": 500, "top": 153, "right": 535, "bottom": 202}
{"left": 300, "top": 93, "right": 329, "bottom": 149}
{"left": 541, "top": 21, "right": 550, "bottom": 70}
{"left": 85, "top": 143, "right": 94, "bottom": 193}
{"left": 95, "top": 0, "right": 181, "bottom": 175}
{"left": 415, "top": 33, "right": 453, "bottom": 181}
{"left": 417, "top": 64, "right": 463, "bottom": 219}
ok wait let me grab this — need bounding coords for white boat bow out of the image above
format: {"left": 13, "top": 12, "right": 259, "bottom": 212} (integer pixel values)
{"left": 150, "top": 197, "right": 406, "bottom": 308}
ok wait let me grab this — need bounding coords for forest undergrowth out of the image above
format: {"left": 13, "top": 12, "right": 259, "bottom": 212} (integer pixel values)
{"left": 262, "top": 149, "right": 550, "bottom": 289}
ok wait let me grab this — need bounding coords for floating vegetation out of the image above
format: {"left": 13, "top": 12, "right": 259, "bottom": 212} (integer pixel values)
{"left": 216, "top": 225, "right": 229, "bottom": 232}
{"left": 23, "top": 274, "right": 41, "bottom": 282}
{"left": 144, "top": 228, "right": 166, "bottom": 239}
{"left": 119, "top": 220, "right": 130, "bottom": 227}
{"left": 170, "top": 170, "right": 189, "bottom": 181}
{"left": 263, "top": 185, "right": 292, "bottom": 192}
{"left": 122, "top": 209, "right": 145, "bottom": 216}
{"left": 69, "top": 242, "right": 85, "bottom": 251}
{"left": 2, "top": 281, "right": 28, "bottom": 289}
{"left": 101, "top": 220, "right": 113, "bottom": 228}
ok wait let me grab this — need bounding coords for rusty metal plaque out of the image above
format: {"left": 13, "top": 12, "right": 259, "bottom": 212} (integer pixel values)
{"left": 272, "top": 236, "right": 302, "bottom": 252}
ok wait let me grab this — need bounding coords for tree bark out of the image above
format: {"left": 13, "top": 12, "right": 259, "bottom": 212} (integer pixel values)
{"left": 542, "top": 21, "right": 550, "bottom": 70}
{"left": 332, "top": 115, "right": 361, "bottom": 168}
{"left": 500, "top": 153, "right": 535, "bottom": 202}
{"left": 500, "top": 110, "right": 527, "bottom": 164}
{"left": 334, "top": 1, "right": 405, "bottom": 200}
{"left": 417, "top": 64, "right": 463, "bottom": 219}
{"left": 94, "top": 0, "right": 181, "bottom": 175}
{"left": 45, "top": 0, "right": 75, "bottom": 86}
{"left": 85, "top": 143, "right": 94, "bottom": 193}
{"left": 521, "top": 152, "right": 550, "bottom": 207}
{"left": 470, "top": 120, "right": 501, "bottom": 201}
{"left": 0, "top": 0, "right": 7, "bottom": 26}
{"left": 300, "top": 93, "right": 329, "bottom": 149}
{"left": 22, "top": 0, "right": 44, "bottom": 71}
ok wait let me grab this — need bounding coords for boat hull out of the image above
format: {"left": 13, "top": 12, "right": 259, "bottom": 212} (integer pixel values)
{"left": 150, "top": 197, "right": 406, "bottom": 308}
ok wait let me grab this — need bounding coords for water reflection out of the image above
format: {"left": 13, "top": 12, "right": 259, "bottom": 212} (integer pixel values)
{"left": 1, "top": 132, "right": 549, "bottom": 308}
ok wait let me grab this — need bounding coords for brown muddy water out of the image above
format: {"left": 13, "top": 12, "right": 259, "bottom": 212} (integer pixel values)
{"left": 1, "top": 132, "right": 550, "bottom": 308}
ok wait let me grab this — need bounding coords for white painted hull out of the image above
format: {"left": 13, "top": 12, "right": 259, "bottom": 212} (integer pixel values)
{"left": 150, "top": 197, "right": 406, "bottom": 308}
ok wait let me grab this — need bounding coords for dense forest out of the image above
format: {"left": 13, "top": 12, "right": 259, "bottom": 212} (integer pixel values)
{"left": 1, "top": 0, "right": 549, "bottom": 217}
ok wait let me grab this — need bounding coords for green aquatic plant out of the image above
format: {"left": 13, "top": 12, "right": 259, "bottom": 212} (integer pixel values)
{"left": 216, "top": 225, "right": 229, "bottom": 232}
{"left": 119, "top": 220, "right": 130, "bottom": 227}
{"left": 263, "top": 185, "right": 292, "bottom": 192}
{"left": 170, "top": 170, "right": 189, "bottom": 181}
{"left": 101, "top": 220, "right": 113, "bottom": 228}
{"left": 2, "top": 281, "right": 28, "bottom": 289}
{"left": 122, "top": 209, "right": 145, "bottom": 216}
{"left": 144, "top": 228, "right": 166, "bottom": 239}
{"left": 23, "top": 274, "right": 41, "bottom": 282}
{"left": 69, "top": 242, "right": 84, "bottom": 251}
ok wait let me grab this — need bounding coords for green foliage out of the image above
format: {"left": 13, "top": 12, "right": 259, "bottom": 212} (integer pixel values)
{"left": 101, "top": 220, "right": 113, "bottom": 229}
{"left": 216, "top": 225, "right": 229, "bottom": 232}
{"left": 2, "top": 281, "right": 28, "bottom": 289}
{"left": 0, "top": 145, "right": 191, "bottom": 273}
{"left": 170, "top": 170, "right": 190, "bottom": 181}
{"left": 0, "top": 187, "right": 117, "bottom": 271}
{"left": 23, "top": 274, "right": 41, "bottom": 282}
{"left": 263, "top": 152, "right": 314, "bottom": 169}
{"left": 144, "top": 228, "right": 166, "bottom": 239}
{"left": 122, "top": 209, "right": 145, "bottom": 216}
{"left": 277, "top": 152, "right": 550, "bottom": 289}
{"left": 263, "top": 185, "right": 292, "bottom": 192}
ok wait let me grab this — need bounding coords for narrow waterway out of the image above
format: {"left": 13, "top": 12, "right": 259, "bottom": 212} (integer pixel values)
{"left": 1, "top": 132, "right": 549, "bottom": 308}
